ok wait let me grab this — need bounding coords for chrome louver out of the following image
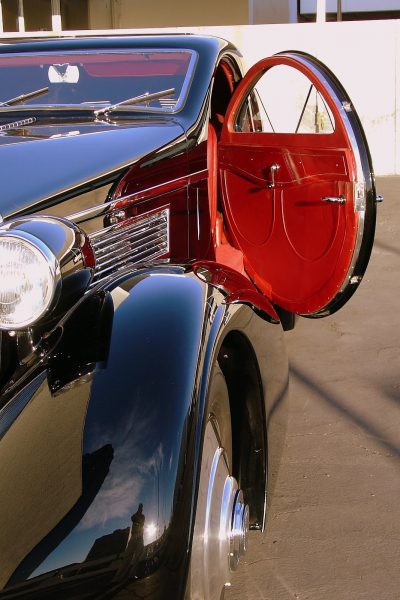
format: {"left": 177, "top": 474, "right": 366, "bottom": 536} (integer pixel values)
{"left": 89, "top": 208, "right": 169, "bottom": 285}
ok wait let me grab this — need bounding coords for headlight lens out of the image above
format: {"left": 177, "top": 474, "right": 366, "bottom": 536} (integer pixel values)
{"left": 0, "top": 232, "right": 59, "bottom": 329}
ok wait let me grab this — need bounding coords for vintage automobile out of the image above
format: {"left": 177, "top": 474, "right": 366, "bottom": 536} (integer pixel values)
{"left": 0, "top": 34, "right": 377, "bottom": 599}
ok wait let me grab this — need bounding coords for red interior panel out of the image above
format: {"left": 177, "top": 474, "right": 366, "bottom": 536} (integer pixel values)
{"left": 207, "top": 123, "right": 218, "bottom": 237}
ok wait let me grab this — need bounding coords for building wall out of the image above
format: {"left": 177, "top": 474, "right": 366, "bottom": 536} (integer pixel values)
{"left": 86, "top": 0, "right": 397, "bottom": 27}
{"left": 251, "top": 0, "right": 298, "bottom": 24}
{"left": 2, "top": 0, "right": 399, "bottom": 33}
{"left": 88, "top": 0, "right": 112, "bottom": 29}
{"left": 88, "top": 0, "right": 249, "bottom": 28}
{"left": 62, "top": 0, "right": 89, "bottom": 30}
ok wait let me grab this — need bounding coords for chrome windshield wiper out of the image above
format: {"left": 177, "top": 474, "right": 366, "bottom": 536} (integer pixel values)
{"left": 0, "top": 87, "right": 49, "bottom": 107}
{"left": 94, "top": 88, "right": 176, "bottom": 118}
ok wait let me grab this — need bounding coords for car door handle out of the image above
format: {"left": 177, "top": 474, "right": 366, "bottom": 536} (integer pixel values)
{"left": 321, "top": 195, "right": 346, "bottom": 204}
{"left": 266, "top": 163, "right": 280, "bottom": 188}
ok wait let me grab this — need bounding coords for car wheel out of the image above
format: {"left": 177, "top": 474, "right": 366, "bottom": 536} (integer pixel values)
{"left": 187, "top": 363, "right": 249, "bottom": 599}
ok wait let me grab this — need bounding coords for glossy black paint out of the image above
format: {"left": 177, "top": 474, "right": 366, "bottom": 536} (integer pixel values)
{"left": 0, "top": 265, "right": 287, "bottom": 598}
{"left": 0, "top": 36, "right": 239, "bottom": 219}
{"left": 0, "top": 121, "right": 185, "bottom": 218}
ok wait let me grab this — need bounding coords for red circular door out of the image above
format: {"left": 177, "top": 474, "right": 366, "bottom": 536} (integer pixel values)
{"left": 219, "top": 52, "right": 376, "bottom": 317}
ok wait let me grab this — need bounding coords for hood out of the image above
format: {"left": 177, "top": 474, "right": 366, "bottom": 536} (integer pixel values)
{"left": 0, "top": 118, "right": 186, "bottom": 218}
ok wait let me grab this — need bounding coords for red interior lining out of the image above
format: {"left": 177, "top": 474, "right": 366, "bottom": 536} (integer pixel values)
{"left": 208, "top": 122, "right": 246, "bottom": 274}
{"left": 85, "top": 60, "right": 190, "bottom": 78}
{"left": 207, "top": 123, "right": 218, "bottom": 236}
{"left": 219, "top": 61, "right": 235, "bottom": 93}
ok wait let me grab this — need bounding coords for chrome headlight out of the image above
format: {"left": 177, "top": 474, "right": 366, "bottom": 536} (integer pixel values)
{"left": 0, "top": 231, "right": 60, "bottom": 330}
{"left": 0, "top": 217, "right": 94, "bottom": 330}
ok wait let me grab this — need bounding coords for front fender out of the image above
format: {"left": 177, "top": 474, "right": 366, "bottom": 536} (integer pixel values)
{"left": 0, "top": 265, "right": 287, "bottom": 599}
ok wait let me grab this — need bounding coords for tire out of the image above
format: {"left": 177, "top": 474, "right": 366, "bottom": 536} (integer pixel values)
{"left": 186, "top": 364, "right": 248, "bottom": 600}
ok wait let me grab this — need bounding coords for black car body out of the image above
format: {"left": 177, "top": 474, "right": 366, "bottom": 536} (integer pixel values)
{"left": 0, "top": 35, "right": 376, "bottom": 599}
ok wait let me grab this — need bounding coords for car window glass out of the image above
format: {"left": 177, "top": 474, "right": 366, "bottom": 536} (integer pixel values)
{"left": 236, "top": 64, "right": 335, "bottom": 134}
{"left": 0, "top": 49, "right": 197, "bottom": 113}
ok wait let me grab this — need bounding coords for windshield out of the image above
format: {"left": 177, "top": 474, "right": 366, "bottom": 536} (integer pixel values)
{"left": 0, "top": 49, "right": 197, "bottom": 113}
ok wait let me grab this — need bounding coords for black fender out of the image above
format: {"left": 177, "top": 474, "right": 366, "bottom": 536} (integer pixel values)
{"left": 0, "top": 264, "right": 288, "bottom": 599}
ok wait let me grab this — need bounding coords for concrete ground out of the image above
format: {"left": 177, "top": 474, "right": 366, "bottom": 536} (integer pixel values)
{"left": 228, "top": 177, "right": 400, "bottom": 600}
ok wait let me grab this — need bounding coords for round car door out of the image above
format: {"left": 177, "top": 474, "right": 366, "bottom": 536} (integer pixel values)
{"left": 219, "top": 52, "right": 376, "bottom": 317}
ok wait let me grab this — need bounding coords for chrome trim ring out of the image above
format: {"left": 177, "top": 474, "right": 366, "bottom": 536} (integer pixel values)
{"left": 230, "top": 489, "right": 249, "bottom": 571}
{"left": 285, "top": 53, "right": 368, "bottom": 302}
{"left": 0, "top": 230, "right": 61, "bottom": 329}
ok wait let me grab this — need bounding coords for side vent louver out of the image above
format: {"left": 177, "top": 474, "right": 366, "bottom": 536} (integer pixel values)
{"left": 89, "top": 208, "right": 169, "bottom": 285}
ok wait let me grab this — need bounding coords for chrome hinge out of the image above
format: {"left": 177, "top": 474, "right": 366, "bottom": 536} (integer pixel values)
{"left": 350, "top": 275, "right": 362, "bottom": 284}
{"left": 354, "top": 181, "right": 366, "bottom": 211}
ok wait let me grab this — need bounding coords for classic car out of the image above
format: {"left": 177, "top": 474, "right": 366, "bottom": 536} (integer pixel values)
{"left": 0, "top": 34, "right": 377, "bottom": 599}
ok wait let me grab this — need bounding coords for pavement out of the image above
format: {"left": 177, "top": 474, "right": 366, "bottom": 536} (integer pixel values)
{"left": 228, "top": 176, "right": 400, "bottom": 600}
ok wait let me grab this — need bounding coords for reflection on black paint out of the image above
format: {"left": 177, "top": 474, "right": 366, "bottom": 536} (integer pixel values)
{"left": 85, "top": 526, "right": 130, "bottom": 563}
{"left": 48, "top": 291, "right": 114, "bottom": 396}
{"left": 128, "top": 502, "right": 146, "bottom": 559}
{"left": 7, "top": 444, "right": 114, "bottom": 587}
{"left": 0, "top": 273, "right": 212, "bottom": 598}
{"left": 82, "top": 502, "right": 146, "bottom": 584}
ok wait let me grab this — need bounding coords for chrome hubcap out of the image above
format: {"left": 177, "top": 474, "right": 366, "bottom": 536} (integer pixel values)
{"left": 189, "top": 419, "right": 249, "bottom": 599}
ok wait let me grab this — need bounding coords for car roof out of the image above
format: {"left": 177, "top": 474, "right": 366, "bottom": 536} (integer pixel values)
{"left": 0, "top": 34, "right": 231, "bottom": 55}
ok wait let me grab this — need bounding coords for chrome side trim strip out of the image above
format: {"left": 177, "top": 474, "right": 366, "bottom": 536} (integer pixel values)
{"left": 67, "top": 169, "right": 208, "bottom": 225}
{"left": 0, "top": 117, "right": 36, "bottom": 132}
